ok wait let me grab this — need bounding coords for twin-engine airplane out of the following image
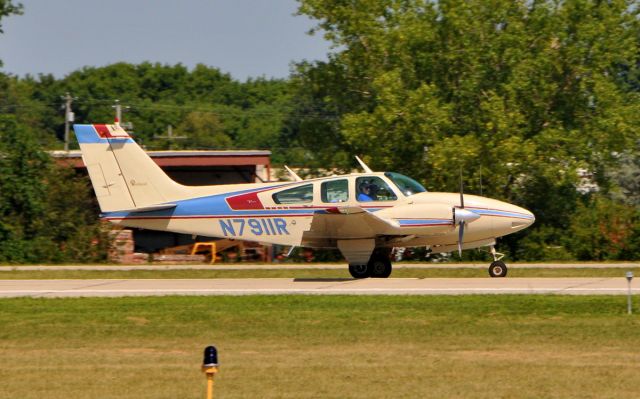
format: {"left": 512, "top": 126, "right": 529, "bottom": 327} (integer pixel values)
{"left": 74, "top": 123, "right": 535, "bottom": 278}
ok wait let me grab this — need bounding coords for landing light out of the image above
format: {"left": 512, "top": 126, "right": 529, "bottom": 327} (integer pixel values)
{"left": 203, "top": 345, "right": 219, "bottom": 366}
{"left": 202, "top": 345, "right": 220, "bottom": 399}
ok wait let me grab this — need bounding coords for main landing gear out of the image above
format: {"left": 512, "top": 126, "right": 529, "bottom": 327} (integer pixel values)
{"left": 347, "top": 246, "right": 509, "bottom": 278}
{"left": 488, "top": 245, "right": 507, "bottom": 278}
{"left": 348, "top": 251, "right": 392, "bottom": 279}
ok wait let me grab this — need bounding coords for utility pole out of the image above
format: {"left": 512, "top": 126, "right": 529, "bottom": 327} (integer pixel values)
{"left": 112, "top": 99, "right": 133, "bottom": 132}
{"left": 153, "top": 125, "right": 186, "bottom": 150}
{"left": 112, "top": 99, "right": 122, "bottom": 123}
{"left": 112, "top": 99, "right": 132, "bottom": 123}
{"left": 63, "top": 93, "right": 74, "bottom": 151}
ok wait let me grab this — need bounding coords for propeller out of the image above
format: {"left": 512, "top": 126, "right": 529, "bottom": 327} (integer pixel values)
{"left": 453, "top": 169, "right": 479, "bottom": 257}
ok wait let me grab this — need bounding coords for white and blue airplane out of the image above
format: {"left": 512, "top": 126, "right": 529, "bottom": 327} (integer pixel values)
{"left": 74, "top": 123, "right": 535, "bottom": 278}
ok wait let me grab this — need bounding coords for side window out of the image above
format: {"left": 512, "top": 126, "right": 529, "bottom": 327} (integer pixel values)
{"left": 272, "top": 184, "right": 313, "bottom": 204}
{"left": 321, "top": 179, "right": 349, "bottom": 203}
{"left": 355, "top": 177, "right": 398, "bottom": 202}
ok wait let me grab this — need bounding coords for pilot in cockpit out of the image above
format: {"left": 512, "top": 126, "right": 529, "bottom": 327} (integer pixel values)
{"left": 358, "top": 181, "right": 378, "bottom": 201}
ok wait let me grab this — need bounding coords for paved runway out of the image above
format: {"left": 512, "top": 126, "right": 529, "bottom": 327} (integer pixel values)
{"left": 1, "top": 262, "right": 639, "bottom": 271}
{"left": 0, "top": 277, "right": 638, "bottom": 297}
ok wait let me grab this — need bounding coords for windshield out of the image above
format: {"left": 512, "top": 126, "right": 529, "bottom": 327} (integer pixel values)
{"left": 385, "top": 172, "right": 427, "bottom": 196}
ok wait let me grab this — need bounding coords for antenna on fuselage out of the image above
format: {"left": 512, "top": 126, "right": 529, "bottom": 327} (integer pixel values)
{"left": 355, "top": 155, "right": 373, "bottom": 173}
{"left": 284, "top": 165, "right": 303, "bottom": 182}
{"left": 479, "top": 165, "right": 483, "bottom": 196}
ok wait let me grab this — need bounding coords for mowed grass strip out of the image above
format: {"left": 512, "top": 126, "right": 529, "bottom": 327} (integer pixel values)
{"left": 1, "top": 266, "right": 640, "bottom": 279}
{"left": 1, "top": 295, "right": 640, "bottom": 398}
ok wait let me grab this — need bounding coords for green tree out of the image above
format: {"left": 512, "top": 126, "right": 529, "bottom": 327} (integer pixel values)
{"left": 294, "top": 0, "right": 640, "bottom": 259}
{"left": 20, "top": 63, "right": 293, "bottom": 152}
{"left": 0, "top": 116, "right": 49, "bottom": 242}
{"left": 568, "top": 196, "right": 640, "bottom": 260}
{"left": 0, "top": 0, "right": 21, "bottom": 38}
{"left": 175, "top": 111, "right": 232, "bottom": 149}
{"left": 0, "top": 115, "right": 107, "bottom": 263}
{"left": 607, "top": 149, "right": 640, "bottom": 206}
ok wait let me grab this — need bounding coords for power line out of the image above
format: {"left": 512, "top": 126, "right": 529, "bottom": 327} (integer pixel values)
{"left": 0, "top": 99, "right": 342, "bottom": 121}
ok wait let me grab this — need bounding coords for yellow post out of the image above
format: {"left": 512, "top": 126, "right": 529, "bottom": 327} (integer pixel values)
{"left": 202, "top": 365, "right": 219, "bottom": 399}
{"left": 202, "top": 346, "right": 219, "bottom": 399}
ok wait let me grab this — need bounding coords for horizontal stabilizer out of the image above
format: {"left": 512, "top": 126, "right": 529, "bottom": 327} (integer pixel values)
{"left": 117, "top": 203, "right": 177, "bottom": 213}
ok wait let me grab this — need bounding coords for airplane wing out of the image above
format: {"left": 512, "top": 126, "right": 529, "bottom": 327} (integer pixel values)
{"left": 302, "top": 206, "right": 402, "bottom": 242}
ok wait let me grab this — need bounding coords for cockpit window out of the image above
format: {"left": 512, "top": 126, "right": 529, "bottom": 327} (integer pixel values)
{"left": 356, "top": 176, "right": 397, "bottom": 202}
{"left": 322, "top": 179, "right": 349, "bottom": 203}
{"left": 385, "top": 172, "right": 427, "bottom": 196}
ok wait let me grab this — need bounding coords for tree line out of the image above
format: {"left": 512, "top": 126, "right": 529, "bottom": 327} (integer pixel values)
{"left": 1, "top": 0, "right": 640, "bottom": 263}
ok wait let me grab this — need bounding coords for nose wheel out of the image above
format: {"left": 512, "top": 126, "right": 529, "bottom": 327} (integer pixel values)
{"left": 488, "top": 245, "right": 507, "bottom": 278}
{"left": 489, "top": 260, "right": 507, "bottom": 277}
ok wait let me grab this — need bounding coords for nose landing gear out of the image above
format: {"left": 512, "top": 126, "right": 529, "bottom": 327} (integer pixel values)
{"left": 488, "top": 245, "right": 507, "bottom": 278}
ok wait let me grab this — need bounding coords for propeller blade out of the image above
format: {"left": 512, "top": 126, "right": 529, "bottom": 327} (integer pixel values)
{"left": 458, "top": 220, "right": 465, "bottom": 257}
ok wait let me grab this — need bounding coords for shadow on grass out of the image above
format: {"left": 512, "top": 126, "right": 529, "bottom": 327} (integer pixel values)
{"left": 293, "top": 278, "right": 354, "bottom": 282}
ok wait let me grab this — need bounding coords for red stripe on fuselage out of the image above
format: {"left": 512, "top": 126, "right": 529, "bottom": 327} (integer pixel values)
{"left": 103, "top": 214, "right": 315, "bottom": 221}
{"left": 226, "top": 191, "right": 265, "bottom": 210}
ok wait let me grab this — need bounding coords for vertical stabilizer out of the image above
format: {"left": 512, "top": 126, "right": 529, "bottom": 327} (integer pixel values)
{"left": 74, "top": 124, "right": 186, "bottom": 212}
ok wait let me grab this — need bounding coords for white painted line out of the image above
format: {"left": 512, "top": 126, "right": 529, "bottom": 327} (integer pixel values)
{"left": 1, "top": 288, "right": 639, "bottom": 297}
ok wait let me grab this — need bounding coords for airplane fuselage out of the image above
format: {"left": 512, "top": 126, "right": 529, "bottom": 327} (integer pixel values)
{"left": 102, "top": 172, "right": 534, "bottom": 253}
{"left": 75, "top": 123, "right": 534, "bottom": 278}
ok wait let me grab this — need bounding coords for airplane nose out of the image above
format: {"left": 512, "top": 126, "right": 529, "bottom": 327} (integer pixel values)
{"left": 480, "top": 198, "right": 536, "bottom": 236}
{"left": 517, "top": 206, "right": 535, "bottom": 224}
{"left": 525, "top": 209, "right": 535, "bottom": 225}
{"left": 508, "top": 205, "right": 535, "bottom": 230}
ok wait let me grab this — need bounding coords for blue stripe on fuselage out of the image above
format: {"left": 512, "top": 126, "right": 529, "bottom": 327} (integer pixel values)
{"left": 469, "top": 209, "right": 534, "bottom": 219}
{"left": 397, "top": 219, "right": 451, "bottom": 227}
{"left": 102, "top": 184, "right": 298, "bottom": 219}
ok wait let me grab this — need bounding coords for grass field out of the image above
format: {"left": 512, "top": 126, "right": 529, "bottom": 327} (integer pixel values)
{"left": 1, "top": 295, "right": 640, "bottom": 398}
{"left": 1, "top": 266, "right": 639, "bottom": 279}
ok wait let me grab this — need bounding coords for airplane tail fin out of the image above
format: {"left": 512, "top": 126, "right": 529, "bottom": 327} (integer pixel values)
{"left": 74, "top": 124, "right": 187, "bottom": 213}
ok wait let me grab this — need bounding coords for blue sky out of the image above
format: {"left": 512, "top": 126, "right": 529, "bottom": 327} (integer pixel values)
{"left": 0, "top": 0, "right": 332, "bottom": 80}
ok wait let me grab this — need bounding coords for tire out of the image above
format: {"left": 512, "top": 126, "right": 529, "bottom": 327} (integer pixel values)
{"left": 369, "top": 255, "right": 392, "bottom": 278}
{"left": 488, "top": 260, "right": 508, "bottom": 278}
{"left": 349, "top": 263, "right": 370, "bottom": 279}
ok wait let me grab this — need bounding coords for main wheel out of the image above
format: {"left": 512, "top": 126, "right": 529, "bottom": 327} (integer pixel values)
{"left": 349, "top": 263, "right": 370, "bottom": 279}
{"left": 369, "top": 255, "right": 392, "bottom": 278}
{"left": 488, "top": 260, "right": 508, "bottom": 278}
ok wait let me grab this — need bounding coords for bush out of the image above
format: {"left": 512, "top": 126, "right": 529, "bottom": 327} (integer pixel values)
{"left": 0, "top": 116, "right": 108, "bottom": 263}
